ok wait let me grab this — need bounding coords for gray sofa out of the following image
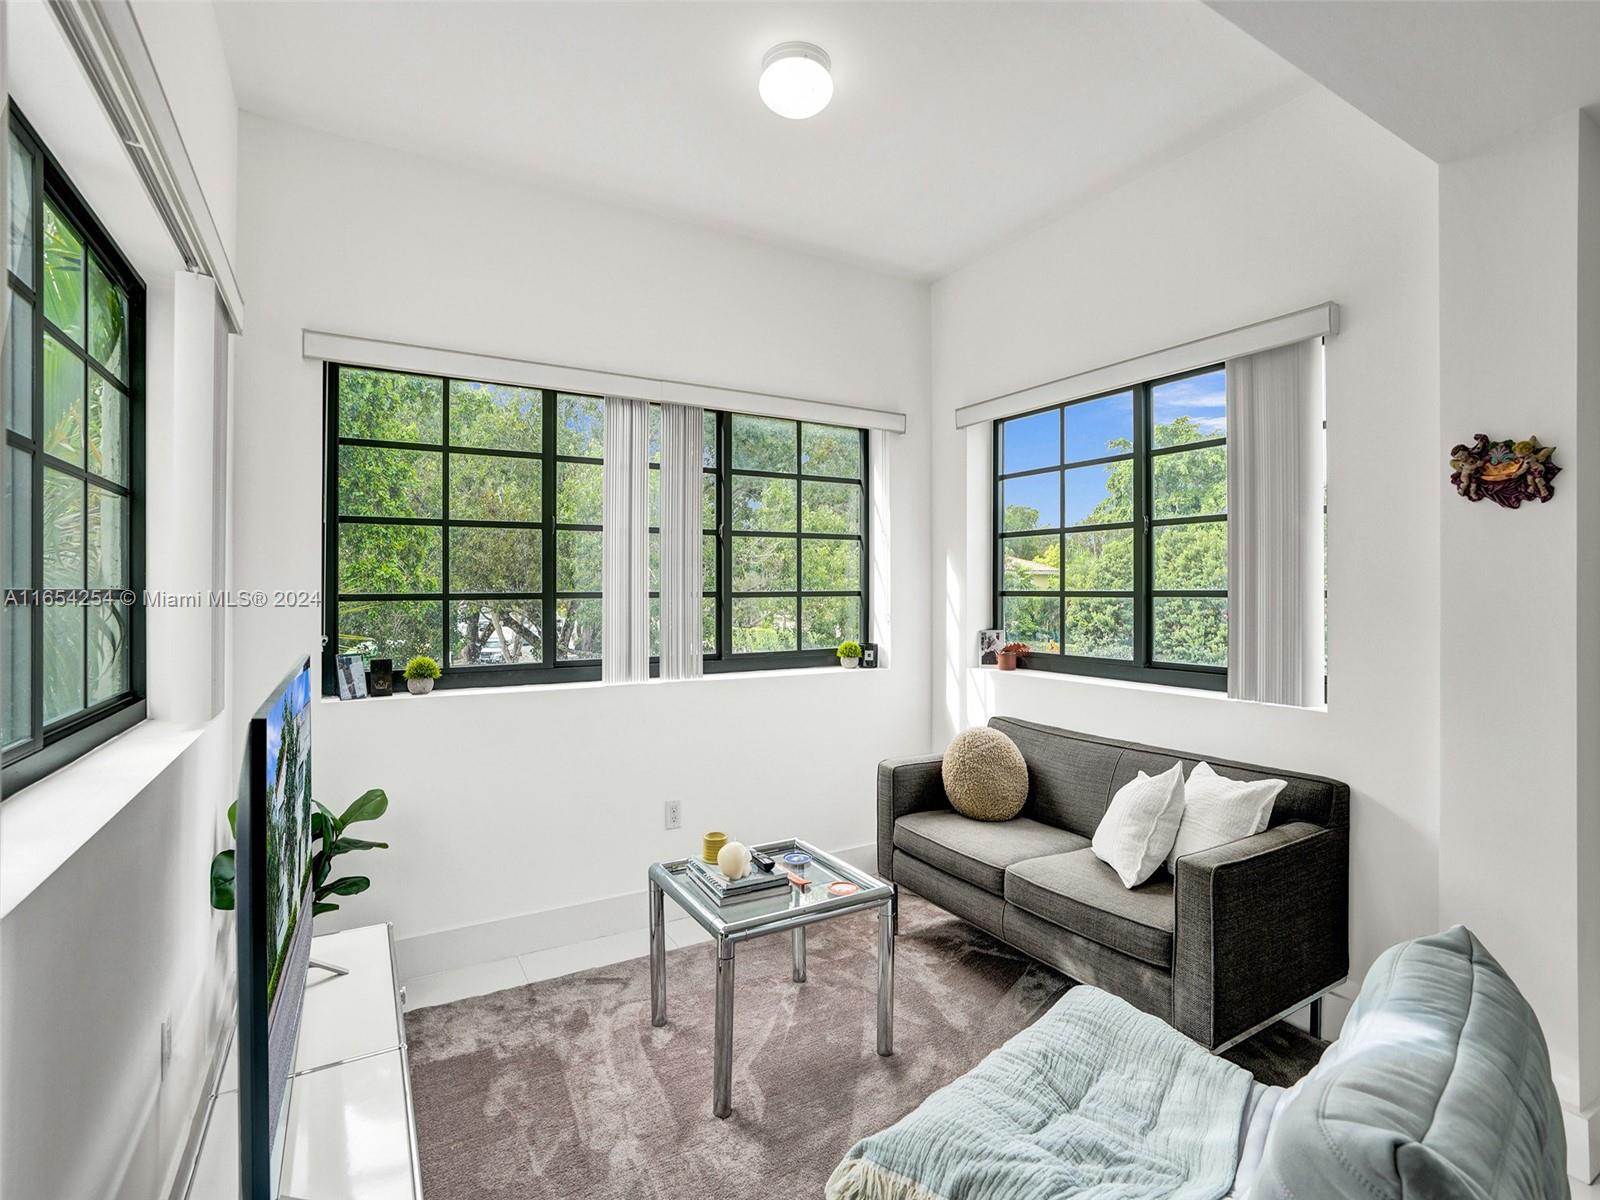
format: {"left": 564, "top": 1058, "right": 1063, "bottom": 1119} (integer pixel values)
{"left": 877, "top": 716, "right": 1349, "bottom": 1050}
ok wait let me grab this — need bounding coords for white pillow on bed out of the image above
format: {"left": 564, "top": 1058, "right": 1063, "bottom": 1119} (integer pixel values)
{"left": 1165, "top": 761, "right": 1285, "bottom": 874}
{"left": 1091, "top": 763, "right": 1185, "bottom": 888}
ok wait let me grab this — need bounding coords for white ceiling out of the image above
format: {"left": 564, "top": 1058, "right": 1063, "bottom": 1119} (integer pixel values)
{"left": 212, "top": 1, "right": 1307, "bottom": 280}
{"left": 1209, "top": 0, "right": 1600, "bottom": 163}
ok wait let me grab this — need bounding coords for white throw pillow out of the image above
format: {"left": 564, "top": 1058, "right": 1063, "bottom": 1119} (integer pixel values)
{"left": 1164, "top": 761, "right": 1286, "bottom": 873}
{"left": 1091, "top": 762, "right": 1186, "bottom": 888}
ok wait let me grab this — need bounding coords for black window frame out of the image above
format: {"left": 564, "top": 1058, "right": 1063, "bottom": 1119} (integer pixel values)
{"left": 323, "top": 367, "right": 871, "bottom": 693}
{"left": 714, "top": 413, "right": 870, "bottom": 672}
{"left": 4, "top": 105, "right": 148, "bottom": 794}
{"left": 992, "top": 363, "right": 1226, "bottom": 691}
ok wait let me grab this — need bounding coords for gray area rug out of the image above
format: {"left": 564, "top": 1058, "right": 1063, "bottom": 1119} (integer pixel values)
{"left": 406, "top": 892, "right": 1323, "bottom": 1199}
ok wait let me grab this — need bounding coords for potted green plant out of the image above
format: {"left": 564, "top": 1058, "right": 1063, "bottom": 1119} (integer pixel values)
{"left": 996, "top": 642, "right": 1029, "bottom": 671}
{"left": 404, "top": 655, "right": 442, "bottom": 695}
{"left": 837, "top": 639, "right": 863, "bottom": 669}
{"left": 210, "top": 788, "right": 390, "bottom": 917}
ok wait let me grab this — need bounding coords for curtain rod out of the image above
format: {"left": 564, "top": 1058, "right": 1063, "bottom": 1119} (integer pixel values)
{"left": 953, "top": 302, "right": 1338, "bottom": 430}
{"left": 303, "top": 330, "right": 908, "bottom": 434}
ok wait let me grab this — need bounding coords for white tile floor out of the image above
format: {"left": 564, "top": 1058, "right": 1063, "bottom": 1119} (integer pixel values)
{"left": 402, "top": 917, "right": 708, "bottom": 1010}
{"left": 400, "top": 923, "right": 1600, "bottom": 1195}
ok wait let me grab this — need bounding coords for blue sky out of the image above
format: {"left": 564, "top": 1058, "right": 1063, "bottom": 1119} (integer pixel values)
{"left": 1153, "top": 370, "right": 1226, "bottom": 436}
{"left": 264, "top": 663, "right": 312, "bottom": 776}
{"left": 1002, "top": 370, "right": 1226, "bottom": 475}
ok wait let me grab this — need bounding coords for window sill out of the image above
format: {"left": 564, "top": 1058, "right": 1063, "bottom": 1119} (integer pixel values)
{"left": 0, "top": 719, "right": 205, "bottom": 918}
{"left": 971, "top": 664, "right": 1328, "bottom": 713}
{"left": 319, "top": 663, "right": 884, "bottom": 705}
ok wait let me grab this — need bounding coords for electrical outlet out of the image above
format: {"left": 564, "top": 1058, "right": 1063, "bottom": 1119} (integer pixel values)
{"left": 159, "top": 1017, "right": 173, "bottom": 1080}
{"left": 664, "top": 800, "right": 682, "bottom": 830}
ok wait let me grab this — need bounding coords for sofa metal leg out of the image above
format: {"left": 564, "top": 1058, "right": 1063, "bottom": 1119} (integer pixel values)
{"left": 1308, "top": 998, "right": 1323, "bottom": 1040}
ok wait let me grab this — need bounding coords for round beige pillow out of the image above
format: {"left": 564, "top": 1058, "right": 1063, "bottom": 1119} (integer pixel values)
{"left": 941, "top": 727, "right": 1029, "bottom": 821}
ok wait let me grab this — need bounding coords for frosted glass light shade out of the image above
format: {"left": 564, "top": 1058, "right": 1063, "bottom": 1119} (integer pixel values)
{"left": 760, "top": 43, "right": 833, "bottom": 120}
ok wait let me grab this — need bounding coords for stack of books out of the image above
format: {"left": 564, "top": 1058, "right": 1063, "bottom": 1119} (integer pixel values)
{"left": 686, "top": 857, "right": 787, "bottom": 906}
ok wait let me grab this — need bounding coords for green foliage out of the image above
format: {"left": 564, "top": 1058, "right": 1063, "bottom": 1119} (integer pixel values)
{"left": 210, "top": 789, "right": 391, "bottom": 918}
{"left": 1000, "top": 417, "right": 1228, "bottom": 666}
{"left": 838, "top": 639, "right": 863, "bottom": 659}
{"left": 332, "top": 383, "right": 868, "bottom": 664}
{"left": 404, "top": 655, "right": 442, "bottom": 680}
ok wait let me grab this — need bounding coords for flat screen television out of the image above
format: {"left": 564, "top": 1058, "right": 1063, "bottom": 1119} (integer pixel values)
{"left": 236, "top": 656, "right": 316, "bottom": 1198}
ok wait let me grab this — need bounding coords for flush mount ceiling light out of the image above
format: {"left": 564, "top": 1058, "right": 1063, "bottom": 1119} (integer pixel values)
{"left": 759, "top": 42, "right": 833, "bottom": 119}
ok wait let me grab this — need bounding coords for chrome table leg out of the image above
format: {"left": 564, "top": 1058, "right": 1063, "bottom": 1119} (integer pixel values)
{"left": 877, "top": 897, "right": 895, "bottom": 1057}
{"left": 649, "top": 879, "right": 666, "bottom": 1027}
{"left": 714, "top": 937, "right": 735, "bottom": 1117}
{"left": 792, "top": 926, "right": 807, "bottom": 982}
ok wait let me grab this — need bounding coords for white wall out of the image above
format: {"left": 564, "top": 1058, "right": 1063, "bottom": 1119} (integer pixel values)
{"left": 131, "top": 0, "right": 240, "bottom": 261}
{"left": 928, "top": 87, "right": 1442, "bottom": 1032}
{"left": 1437, "top": 109, "right": 1600, "bottom": 1175}
{"left": 229, "top": 114, "right": 932, "bottom": 966}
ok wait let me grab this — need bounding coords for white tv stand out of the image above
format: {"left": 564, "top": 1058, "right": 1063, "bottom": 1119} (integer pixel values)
{"left": 187, "top": 924, "right": 423, "bottom": 1199}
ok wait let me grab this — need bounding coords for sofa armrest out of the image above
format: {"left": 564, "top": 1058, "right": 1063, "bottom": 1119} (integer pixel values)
{"left": 876, "top": 755, "right": 949, "bottom": 880}
{"left": 1173, "top": 821, "right": 1349, "bottom": 1049}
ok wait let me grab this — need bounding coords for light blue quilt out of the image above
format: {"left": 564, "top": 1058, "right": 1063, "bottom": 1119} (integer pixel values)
{"left": 826, "top": 987, "right": 1253, "bottom": 1200}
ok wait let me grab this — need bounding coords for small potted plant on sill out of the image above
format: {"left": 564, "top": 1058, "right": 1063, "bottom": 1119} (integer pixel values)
{"left": 404, "top": 655, "right": 442, "bottom": 695}
{"left": 837, "top": 639, "right": 863, "bottom": 669}
{"left": 996, "top": 642, "right": 1029, "bottom": 671}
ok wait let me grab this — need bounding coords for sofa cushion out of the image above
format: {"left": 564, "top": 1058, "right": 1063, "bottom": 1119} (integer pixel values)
{"left": 1111, "top": 746, "right": 1338, "bottom": 831}
{"left": 893, "top": 811, "right": 1087, "bottom": 894}
{"left": 988, "top": 718, "right": 1123, "bottom": 838}
{"left": 1004, "top": 848, "right": 1174, "bottom": 966}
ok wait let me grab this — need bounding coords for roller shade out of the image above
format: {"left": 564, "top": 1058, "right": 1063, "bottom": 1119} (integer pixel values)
{"left": 303, "top": 330, "right": 908, "bottom": 433}
{"left": 953, "top": 302, "right": 1338, "bottom": 429}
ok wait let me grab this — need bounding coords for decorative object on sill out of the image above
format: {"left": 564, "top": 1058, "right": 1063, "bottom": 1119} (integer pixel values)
{"left": 838, "top": 638, "right": 863, "bottom": 668}
{"left": 404, "top": 655, "right": 441, "bottom": 695}
{"left": 978, "top": 628, "right": 1005, "bottom": 666}
{"left": 1449, "top": 434, "right": 1559, "bottom": 508}
{"left": 860, "top": 641, "right": 879, "bottom": 669}
{"left": 334, "top": 654, "right": 367, "bottom": 700}
{"left": 996, "top": 642, "right": 1030, "bottom": 672}
{"left": 703, "top": 830, "right": 728, "bottom": 864}
{"left": 369, "top": 658, "right": 393, "bottom": 698}
{"left": 211, "top": 787, "right": 390, "bottom": 918}
{"left": 717, "top": 840, "right": 753, "bottom": 881}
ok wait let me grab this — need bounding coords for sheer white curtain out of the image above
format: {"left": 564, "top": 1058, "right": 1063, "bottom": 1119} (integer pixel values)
{"left": 1226, "top": 338, "right": 1325, "bottom": 706}
{"left": 602, "top": 396, "right": 651, "bottom": 683}
{"left": 658, "top": 404, "right": 705, "bottom": 681}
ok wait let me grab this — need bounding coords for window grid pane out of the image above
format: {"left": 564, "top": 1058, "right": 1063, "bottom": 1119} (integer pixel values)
{"left": 329, "top": 402, "right": 866, "bottom": 684}
{"left": 728, "top": 415, "right": 867, "bottom": 657}
{"left": 6, "top": 113, "right": 144, "bottom": 791}
{"left": 993, "top": 369, "right": 1226, "bottom": 687}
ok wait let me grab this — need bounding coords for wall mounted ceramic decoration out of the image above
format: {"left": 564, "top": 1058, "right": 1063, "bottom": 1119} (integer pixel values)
{"left": 1449, "top": 434, "right": 1559, "bottom": 508}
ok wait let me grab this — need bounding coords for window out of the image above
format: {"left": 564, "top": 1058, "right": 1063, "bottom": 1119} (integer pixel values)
{"left": 326, "top": 366, "right": 605, "bottom": 689}
{"left": 725, "top": 414, "right": 868, "bottom": 663}
{"left": 993, "top": 365, "right": 1226, "bottom": 689}
{"left": 4, "top": 109, "right": 146, "bottom": 791}
{"left": 325, "top": 368, "right": 870, "bottom": 690}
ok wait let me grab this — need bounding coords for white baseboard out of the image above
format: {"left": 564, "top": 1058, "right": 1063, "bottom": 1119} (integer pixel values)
{"left": 1565, "top": 1099, "right": 1600, "bottom": 1183}
{"left": 394, "top": 842, "right": 878, "bottom": 981}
